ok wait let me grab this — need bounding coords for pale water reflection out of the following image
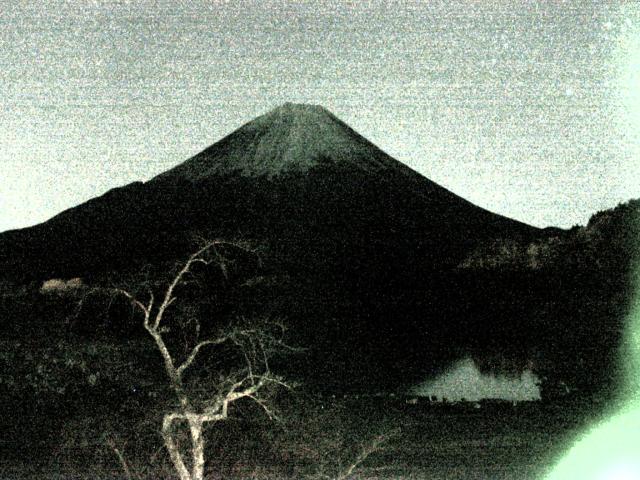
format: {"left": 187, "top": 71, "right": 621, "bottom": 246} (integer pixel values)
{"left": 411, "top": 358, "right": 541, "bottom": 402}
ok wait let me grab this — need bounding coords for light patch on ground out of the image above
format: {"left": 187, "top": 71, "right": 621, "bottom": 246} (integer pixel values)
{"left": 544, "top": 406, "right": 640, "bottom": 479}
{"left": 410, "top": 358, "right": 541, "bottom": 402}
{"left": 40, "top": 277, "right": 84, "bottom": 294}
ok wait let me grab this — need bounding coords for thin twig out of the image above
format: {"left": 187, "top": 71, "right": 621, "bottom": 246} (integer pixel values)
{"left": 106, "top": 438, "right": 135, "bottom": 480}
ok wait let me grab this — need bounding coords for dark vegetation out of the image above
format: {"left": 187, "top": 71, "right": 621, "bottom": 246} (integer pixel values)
{"left": 0, "top": 198, "right": 636, "bottom": 477}
{"left": 0, "top": 105, "right": 638, "bottom": 477}
{"left": 461, "top": 199, "right": 640, "bottom": 400}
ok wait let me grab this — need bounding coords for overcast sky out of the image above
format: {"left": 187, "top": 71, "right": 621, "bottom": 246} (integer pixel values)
{"left": 1, "top": 0, "right": 638, "bottom": 232}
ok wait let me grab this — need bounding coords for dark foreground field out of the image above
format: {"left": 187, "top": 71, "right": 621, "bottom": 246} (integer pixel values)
{"left": 1, "top": 395, "right": 602, "bottom": 480}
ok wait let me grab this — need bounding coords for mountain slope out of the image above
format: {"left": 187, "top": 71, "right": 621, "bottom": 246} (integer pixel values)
{"left": 0, "top": 103, "right": 546, "bottom": 389}
{"left": 0, "top": 103, "right": 538, "bottom": 280}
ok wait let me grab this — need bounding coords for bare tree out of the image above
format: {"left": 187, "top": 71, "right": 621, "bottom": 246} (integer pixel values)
{"left": 115, "top": 241, "right": 289, "bottom": 480}
{"left": 272, "top": 394, "right": 399, "bottom": 480}
{"left": 330, "top": 430, "right": 398, "bottom": 480}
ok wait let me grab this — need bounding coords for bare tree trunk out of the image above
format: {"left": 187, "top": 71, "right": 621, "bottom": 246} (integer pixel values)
{"left": 114, "top": 242, "right": 287, "bottom": 480}
{"left": 189, "top": 416, "right": 205, "bottom": 480}
{"left": 161, "top": 412, "right": 210, "bottom": 480}
{"left": 162, "top": 414, "right": 191, "bottom": 480}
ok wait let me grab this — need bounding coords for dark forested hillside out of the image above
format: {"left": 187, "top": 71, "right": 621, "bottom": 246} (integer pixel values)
{"left": 458, "top": 199, "right": 640, "bottom": 399}
{"left": 0, "top": 105, "right": 636, "bottom": 398}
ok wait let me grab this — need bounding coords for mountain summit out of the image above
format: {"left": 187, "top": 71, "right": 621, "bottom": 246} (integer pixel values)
{"left": 155, "top": 103, "right": 401, "bottom": 180}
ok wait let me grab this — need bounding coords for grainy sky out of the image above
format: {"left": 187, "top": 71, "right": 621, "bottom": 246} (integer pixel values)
{"left": 1, "top": 0, "right": 638, "bottom": 232}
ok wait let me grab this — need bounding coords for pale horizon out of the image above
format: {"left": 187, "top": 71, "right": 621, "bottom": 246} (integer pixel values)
{"left": 1, "top": 1, "right": 639, "bottom": 232}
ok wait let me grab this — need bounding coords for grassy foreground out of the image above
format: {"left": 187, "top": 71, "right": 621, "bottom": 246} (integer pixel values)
{"left": 0, "top": 394, "right": 601, "bottom": 480}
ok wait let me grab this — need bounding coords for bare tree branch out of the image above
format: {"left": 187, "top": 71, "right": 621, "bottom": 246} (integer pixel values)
{"left": 335, "top": 429, "right": 400, "bottom": 480}
{"left": 106, "top": 437, "right": 136, "bottom": 480}
{"left": 115, "top": 288, "right": 151, "bottom": 319}
{"left": 105, "top": 240, "right": 291, "bottom": 480}
{"left": 176, "top": 337, "right": 229, "bottom": 377}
